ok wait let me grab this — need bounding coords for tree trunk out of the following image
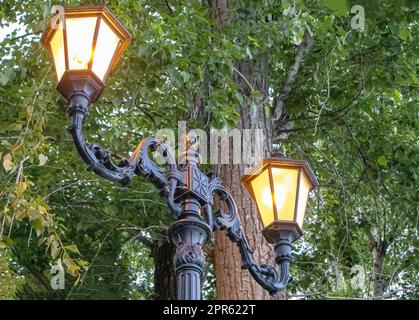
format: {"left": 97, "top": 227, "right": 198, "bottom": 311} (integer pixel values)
{"left": 213, "top": 59, "right": 285, "bottom": 300}
{"left": 372, "top": 240, "right": 388, "bottom": 299}
{"left": 208, "top": 0, "right": 285, "bottom": 300}
{"left": 151, "top": 240, "right": 177, "bottom": 300}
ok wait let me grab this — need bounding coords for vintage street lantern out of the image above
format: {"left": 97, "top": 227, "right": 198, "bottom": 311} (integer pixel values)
{"left": 41, "top": 5, "right": 321, "bottom": 300}
{"left": 41, "top": 6, "right": 131, "bottom": 102}
{"left": 241, "top": 157, "right": 319, "bottom": 244}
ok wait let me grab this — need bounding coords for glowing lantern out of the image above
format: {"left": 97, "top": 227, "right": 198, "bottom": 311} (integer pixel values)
{"left": 241, "top": 157, "right": 319, "bottom": 243}
{"left": 41, "top": 6, "right": 131, "bottom": 102}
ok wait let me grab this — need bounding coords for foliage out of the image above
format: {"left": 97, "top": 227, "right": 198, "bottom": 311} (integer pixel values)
{"left": 0, "top": 0, "right": 417, "bottom": 299}
{"left": 0, "top": 242, "right": 25, "bottom": 299}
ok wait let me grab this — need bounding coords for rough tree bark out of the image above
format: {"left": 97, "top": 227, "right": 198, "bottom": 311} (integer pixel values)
{"left": 209, "top": 0, "right": 283, "bottom": 300}
{"left": 213, "top": 59, "right": 283, "bottom": 300}
{"left": 176, "top": 0, "right": 312, "bottom": 300}
{"left": 151, "top": 240, "right": 177, "bottom": 300}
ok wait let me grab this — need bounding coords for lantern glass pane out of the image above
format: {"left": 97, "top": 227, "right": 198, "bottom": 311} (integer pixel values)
{"left": 296, "top": 173, "right": 310, "bottom": 229}
{"left": 65, "top": 17, "right": 97, "bottom": 70}
{"left": 91, "top": 19, "right": 121, "bottom": 81}
{"left": 271, "top": 167, "right": 298, "bottom": 222}
{"left": 250, "top": 168, "right": 275, "bottom": 228}
{"left": 50, "top": 27, "right": 65, "bottom": 81}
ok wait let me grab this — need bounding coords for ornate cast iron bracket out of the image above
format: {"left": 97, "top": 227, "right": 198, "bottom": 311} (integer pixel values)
{"left": 207, "top": 178, "right": 292, "bottom": 296}
{"left": 67, "top": 94, "right": 182, "bottom": 215}
{"left": 67, "top": 93, "right": 293, "bottom": 299}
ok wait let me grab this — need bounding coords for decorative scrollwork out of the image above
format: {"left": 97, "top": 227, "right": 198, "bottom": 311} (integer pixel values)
{"left": 208, "top": 176, "right": 292, "bottom": 296}
{"left": 67, "top": 99, "right": 182, "bottom": 214}
{"left": 68, "top": 96, "right": 292, "bottom": 295}
{"left": 132, "top": 137, "right": 171, "bottom": 188}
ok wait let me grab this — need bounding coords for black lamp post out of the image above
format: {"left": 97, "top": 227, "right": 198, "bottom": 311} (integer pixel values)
{"left": 41, "top": 6, "right": 319, "bottom": 300}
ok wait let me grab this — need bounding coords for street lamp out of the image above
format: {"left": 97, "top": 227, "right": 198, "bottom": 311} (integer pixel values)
{"left": 41, "top": 6, "right": 131, "bottom": 102}
{"left": 41, "top": 6, "right": 319, "bottom": 300}
{"left": 241, "top": 157, "right": 319, "bottom": 243}
{"left": 241, "top": 157, "right": 319, "bottom": 282}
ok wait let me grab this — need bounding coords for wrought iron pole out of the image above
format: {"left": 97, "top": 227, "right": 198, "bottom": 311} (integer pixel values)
{"left": 168, "top": 199, "right": 211, "bottom": 300}
{"left": 167, "top": 139, "right": 212, "bottom": 300}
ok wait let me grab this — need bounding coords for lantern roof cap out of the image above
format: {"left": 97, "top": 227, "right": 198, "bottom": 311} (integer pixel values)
{"left": 241, "top": 157, "right": 319, "bottom": 192}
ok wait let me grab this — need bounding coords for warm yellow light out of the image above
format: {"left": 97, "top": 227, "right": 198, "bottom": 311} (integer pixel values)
{"left": 249, "top": 167, "right": 298, "bottom": 228}
{"left": 91, "top": 19, "right": 121, "bottom": 81}
{"left": 296, "top": 173, "right": 310, "bottom": 229}
{"left": 50, "top": 27, "right": 65, "bottom": 81}
{"left": 241, "top": 157, "right": 318, "bottom": 243}
{"left": 271, "top": 168, "right": 298, "bottom": 222}
{"left": 260, "top": 184, "right": 287, "bottom": 216}
{"left": 250, "top": 169, "right": 274, "bottom": 228}
{"left": 66, "top": 17, "right": 97, "bottom": 71}
{"left": 42, "top": 6, "right": 132, "bottom": 101}
{"left": 262, "top": 187, "right": 273, "bottom": 208}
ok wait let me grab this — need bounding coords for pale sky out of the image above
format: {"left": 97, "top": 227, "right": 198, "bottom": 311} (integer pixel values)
{"left": 0, "top": 22, "right": 25, "bottom": 43}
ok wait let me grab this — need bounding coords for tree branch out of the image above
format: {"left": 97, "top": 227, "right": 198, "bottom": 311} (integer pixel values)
{"left": 287, "top": 87, "right": 362, "bottom": 123}
{"left": 272, "top": 87, "right": 361, "bottom": 138}
{"left": 126, "top": 228, "right": 153, "bottom": 248}
{"left": 4, "top": 30, "right": 42, "bottom": 42}
{"left": 12, "top": 247, "right": 50, "bottom": 291}
{"left": 164, "top": 0, "right": 174, "bottom": 15}
{"left": 272, "top": 30, "right": 314, "bottom": 126}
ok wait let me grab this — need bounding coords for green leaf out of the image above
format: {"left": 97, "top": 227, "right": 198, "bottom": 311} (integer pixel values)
{"left": 0, "top": 68, "right": 16, "bottom": 86}
{"left": 51, "top": 241, "right": 61, "bottom": 259}
{"left": 38, "top": 237, "right": 47, "bottom": 246}
{"left": 196, "top": 65, "right": 203, "bottom": 80}
{"left": 264, "top": 104, "right": 270, "bottom": 117}
{"left": 245, "top": 47, "right": 253, "bottom": 59}
{"left": 112, "top": 97, "right": 121, "bottom": 107}
{"left": 43, "top": 4, "right": 51, "bottom": 19}
{"left": 19, "top": 66, "right": 26, "bottom": 80}
{"left": 320, "top": 0, "right": 348, "bottom": 16}
{"left": 225, "top": 118, "right": 236, "bottom": 129}
{"left": 1, "top": 236, "right": 14, "bottom": 246}
{"left": 0, "top": 73, "right": 9, "bottom": 86}
{"left": 398, "top": 29, "right": 408, "bottom": 41}
{"left": 137, "top": 44, "right": 148, "bottom": 57}
{"left": 63, "top": 254, "right": 78, "bottom": 276}
{"left": 251, "top": 90, "right": 263, "bottom": 98}
{"left": 377, "top": 155, "right": 388, "bottom": 167}
{"left": 235, "top": 92, "right": 244, "bottom": 105}
{"left": 31, "top": 218, "right": 44, "bottom": 234}
{"left": 180, "top": 71, "right": 190, "bottom": 82}
{"left": 247, "top": 35, "right": 261, "bottom": 48}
